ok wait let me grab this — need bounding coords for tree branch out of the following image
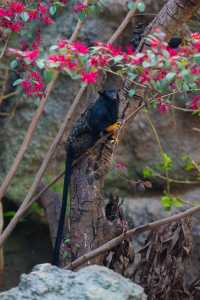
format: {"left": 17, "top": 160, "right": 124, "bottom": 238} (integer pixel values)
{"left": 65, "top": 205, "right": 200, "bottom": 270}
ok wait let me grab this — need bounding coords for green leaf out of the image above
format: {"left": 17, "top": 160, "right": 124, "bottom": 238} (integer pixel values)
{"left": 43, "top": 69, "right": 54, "bottom": 83}
{"left": 49, "top": 45, "right": 58, "bottom": 52}
{"left": 78, "top": 11, "right": 87, "bottom": 20}
{"left": 161, "top": 195, "right": 172, "bottom": 210}
{"left": 64, "top": 238, "right": 70, "bottom": 244}
{"left": 182, "top": 82, "right": 190, "bottom": 92}
{"left": 137, "top": 2, "right": 145, "bottom": 12}
{"left": 184, "top": 159, "right": 194, "bottom": 171}
{"left": 10, "top": 59, "right": 18, "bottom": 69}
{"left": 128, "top": 72, "right": 138, "bottom": 80}
{"left": 20, "top": 12, "right": 29, "bottom": 22}
{"left": 165, "top": 72, "right": 176, "bottom": 82}
{"left": 49, "top": 5, "right": 57, "bottom": 16}
{"left": 128, "top": 2, "right": 136, "bottom": 10}
{"left": 143, "top": 167, "right": 154, "bottom": 178}
{"left": 143, "top": 61, "right": 151, "bottom": 68}
{"left": 172, "top": 197, "right": 183, "bottom": 208}
{"left": 193, "top": 54, "right": 200, "bottom": 64}
{"left": 36, "top": 59, "right": 45, "bottom": 69}
{"left": 181, "top": 69, "right": 190, "bottom": 81}
{"left": 128, "top": 89, "right": 136, "bottom": 97}
{"left": 13, "top": 78, "right": 23, "bottom": 86}
{"left": 4, "top": 211, "right": 16, "bottom": 218}
{"left": 161, "top": 153, "right": 172, "bottom": 171}
{"left": 113, "top": 55, "right": 123, "bottom": 63}
{"left": 53, "top": 1, "right": 65, "bottom": 7}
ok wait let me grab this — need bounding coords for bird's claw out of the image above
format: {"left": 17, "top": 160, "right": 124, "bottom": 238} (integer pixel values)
{"left": 106, "top": 121, "right": 121, "bottom": 133}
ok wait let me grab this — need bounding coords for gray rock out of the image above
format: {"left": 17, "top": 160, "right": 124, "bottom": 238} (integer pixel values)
{"left": 0, "top": 264, "right": 146, "bottom": 300}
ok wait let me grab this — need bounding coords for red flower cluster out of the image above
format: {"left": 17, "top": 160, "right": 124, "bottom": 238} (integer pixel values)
{"left": 81, "top": 71, "right": 97, "bottom": 84}
{"left": 20, "top": 71, "right": 45, "bottom": 97}
{"left": 0, "top": 1, "right": 55, "bottom": 33}
{"left": 191, "top": 32, "right": 200, "bottom": 40}
{"left": 0, "top": 1, "right": 25, "bottom": 32}
{"left": 190, "top": 96, "right": 200, "bottom": 110}
{"left": 158, "top": 102, "right": 170, "bottom": 114}
{"left": 72, "top": 41, "right": 89, "bottom": 54}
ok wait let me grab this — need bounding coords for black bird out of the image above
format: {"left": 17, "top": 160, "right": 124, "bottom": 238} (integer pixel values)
{"left": 168, "top": 37, "right": 182, "bottom": 49}
{"left": 52, "top": 89, "right": 120, "bottom": 266}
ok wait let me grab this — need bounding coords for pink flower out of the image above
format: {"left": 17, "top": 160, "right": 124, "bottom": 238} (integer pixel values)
{"left": 58, "top": 39, "right": 67, "bottom": 48}
{"left": 106, "top": 44, "right": 122, "bottom": 56}
{"left": 10, "top": 2, "right": 25, "bottom": 13}
{"left": 28, "top": 9, "right": 38, "bottom": 21}
{"left": 139, "top": 69, "right": 150, "bottom": 84}
{"left": 191, "top": 32, "right": 200, "bottom": 40}
{"left": 38, "top": 3, "right": 48, "bottom": 16}
{"left": 73, "top": 41, "right": 89, "bottom": 54}
{"left": 158, "top": 102, "right": 170, "bottom": 113}
{"left": 89, "top": 55, "right": 109, "bottom": 67}
{"left": 9, "top": 21, "right": 23, "bottom": 32}
{"left": 0, "top": 8, "right": 7, "bottom": 17}
{"left": 48, "top": 54, "right": 65, "bottom": 64}
{"left": 167, "top": 47, "right": 177, "bottom": 57}
{"left": 24, "top": 49, "right": 40, "bottom": 62}
{"left": 191, "top": 67, "right": 200, "bottom": 75}
{"left": 20, "top": 71, "right": 45, "bottom": 97}
{"left": 43, "top": 15, "right": 54, "bottom": 25}
{"left": 190, "top": 96, "right": 200, "bottom": 110}
{"left": 81, "top": 71, "right": 97, "bottom": 84}
{"left": 126, "top": 45, "right": 135, "bottom": 55}
{"left": 194, "top": 41, "right": 200, "bottom": 51}
{"left": 116, "top": 161, "right": 127, "bottom": 170}
{"left": 74, "top": 3, "right": 87, "bottom": 13}
{"left": 150, "top": 37, "right": 160, "bottom": 48}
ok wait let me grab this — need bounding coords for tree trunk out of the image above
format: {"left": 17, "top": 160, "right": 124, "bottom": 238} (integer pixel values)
{"left": 144, "top": 0, "right": 200, "bottom": 40}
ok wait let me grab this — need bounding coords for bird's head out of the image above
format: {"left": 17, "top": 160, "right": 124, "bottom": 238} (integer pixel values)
{"left": 98, "top": 89, "right": 119, "bottom": 102}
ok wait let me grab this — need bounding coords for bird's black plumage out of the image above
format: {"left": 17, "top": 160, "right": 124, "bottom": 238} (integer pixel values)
{"left": 168, "top": 37, "right": 182, "bottom": 49}
{"left": 52, "top": 89, "right": 119, "bottom": 266}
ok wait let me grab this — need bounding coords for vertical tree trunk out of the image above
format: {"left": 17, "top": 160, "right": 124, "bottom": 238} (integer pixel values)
{"left": 144, "top": 0, "right": 200, "bottom": 40}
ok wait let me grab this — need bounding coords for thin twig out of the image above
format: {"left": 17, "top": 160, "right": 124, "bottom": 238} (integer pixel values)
{"left": 0, "top": 91, "right": 19, "bottom": 104}
{"left": 0, "top": 36, "right": 9, "bottom": 60}
{"left": 65, "top": 204, "right": 200, "bottom": 270}
{"left": 108, "top": 0, "right": 140, "bottom": 44}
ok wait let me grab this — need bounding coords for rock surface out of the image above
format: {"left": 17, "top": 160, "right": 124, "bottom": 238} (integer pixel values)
{"left": 0, "top": 264, "right": 146, "bottom": 300}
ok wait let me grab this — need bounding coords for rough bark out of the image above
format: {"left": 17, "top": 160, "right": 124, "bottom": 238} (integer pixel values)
{"left": 144, "top": 0, "right": 200, "bottom": 40}
{"left": 61, "top": 136, "right": 129, "bottom": 266}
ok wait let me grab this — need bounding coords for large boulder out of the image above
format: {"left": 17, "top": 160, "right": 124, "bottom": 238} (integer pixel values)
{"left": 0, "top": 264, "right": 146, "bottom": 300}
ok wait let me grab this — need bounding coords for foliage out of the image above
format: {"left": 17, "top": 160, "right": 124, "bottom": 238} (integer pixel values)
{"left": 0, "top": 1, "right": 200, "bottom": 211}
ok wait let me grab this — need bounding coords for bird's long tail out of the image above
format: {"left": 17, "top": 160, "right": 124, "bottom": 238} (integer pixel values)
{"left": 52, "top": 149, "right": 73, "bottom": 266}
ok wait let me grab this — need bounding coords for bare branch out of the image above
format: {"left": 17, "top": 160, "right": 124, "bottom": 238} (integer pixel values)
{"left": 66, "top": 205, "right": 200, "bottom": 270}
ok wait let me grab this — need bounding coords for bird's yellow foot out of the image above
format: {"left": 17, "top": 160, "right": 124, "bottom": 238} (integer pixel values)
{"left": 106, "top": 121, "right": 121, "bottom": 133}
